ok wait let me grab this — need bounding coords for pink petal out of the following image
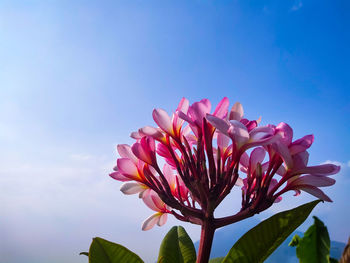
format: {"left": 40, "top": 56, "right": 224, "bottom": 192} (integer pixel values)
{"left": 292, "top": 151, "right": 310, "bottom": 170}
{"left": 229, "top": 102, "right": 244, "bottom": 121}
{"left": 151, "top": 194, "right": 166, "bottom": 211}
{"left": 139, "top": 188, "right": 151, "bottom": 198}
{"left": 156, "top": 143, "right": 171, "bottom": 158}
{"left": 109, "top": 171, "right": 130, "bottom": 181}
{"left": 228, "top": 120, "right": 249, "bottom": 146}
{"left": 117, "top": 158, "right": 139, "bottom": 179}
{"left": 117, "top": 144, "right": 138, "bottom": 163}
{"left": 243, "top": 133, "right": 279, "bottom": 150}
{"left": 289, "top": 175, "right": 336, "bottom": 187}
{"left": 188, "top": 100, "right": 211, "bottom": 126}
{"left": 243, "top": 119, "right": 258, "bottom": 132}
{"left": 176, "top": 97, "right": 189, "bottom": 114}
{"left": 178, "top": 111, "right": 195, "bottom": 125}
{"left": 249, "top": 126, "right": 274, "bottom": 141}
{"left": 273, "top": 142, "right": 293, "bottom": 169}
{"left": 142, "top": 191, "right": 160, "bottom": 212}
{"left": 250, "top": 147, "right": 266, "bottom": 169}
{"left": 120, "top": 182, "right": 147, "bottom": 195}
{"left": 139, "top": 126, "right": 164, "bottom": 140}
{"left": 261, "top": 162, "right": 269, "bottom": 173}
{"left": 299, "top": 186, "right": 332, "bottom": 202}
{"left": 157, "top": 213, "right": 168, "bottom": 226}
{"left": 276, "top": 122, "right": 293, "bottom": 145}
{"left": 274, "top": 196, "right": 282, "bottom": 203}
{"left": 217, "top": 132, "right": 230, "bottom": 149}
{"left": 276, "top": 164, "right": 286, "bottom": 176}
{"left": 206, "top": 114, "right": 230, "bottom": 135}
{"left": 200, "top": 98, "right": 211, "bottom": 109}
{"left": 132, "top": 142, "right": 152, "bottom": 165}
{"left": 142, "top": 213, "right": 162, "bottom": 231}
{"left": 295, "top": 164, "right": 340, "bottom": 175}
{"left": 163, "top": 164, "right": 176, "bottom": 186}
{"left": 130, "top": 131, "right": 143, "bottom": 139}
{"left": 153, "top": 108, "right": 173, "bottom": 135}
{"left": 213, "top": 97, "right": 229, "bottom": 118}
{"left": 289, "top": 134, "right": 314, "bottom": 155}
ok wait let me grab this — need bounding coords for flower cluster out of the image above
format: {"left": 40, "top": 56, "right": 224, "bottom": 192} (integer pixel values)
{"left": 110, "top": 98, "right": 340, "bottom": 230}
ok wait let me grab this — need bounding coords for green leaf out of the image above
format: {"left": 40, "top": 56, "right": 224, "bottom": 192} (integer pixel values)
{"left": 157, "top": 226, "right": 196, "bottom": 263}
{"left": 293, "top": 216, "right": 331, "bottom": 263}
{"left": 330, "top": 258, "right": 339, "bottom": 263}
{"left": 222, "top": 200, "right": 321, "bottom": 263}
{"left": 289, "top": 234, "right": 301, "bottom": 247}
{"left": 209, "top": 257, "right": 224, "bottom": 263}
{"left": 79, "top": 252, "right": 89, "bottom": 256}
{"left": 88, "top": 237, "right": 144, "bottom": 263}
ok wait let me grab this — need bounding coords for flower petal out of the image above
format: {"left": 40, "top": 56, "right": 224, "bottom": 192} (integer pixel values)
{"left": 295, "top": 164, "right": 340, "bottom": 175}
{"left": 117, "top": 144, "right": 138, "bottom": 163}
{"left": 153, "top": 108, "right": 173, "bottom": 135}
{"left": 274, "top": 142, "right": 293, "bottom": 169}
{"left": 142, "top": 191, "right": 160, "bottom": 212}
{"left": 292, "top": 151, "right": 309, "bottom": 170}
{"left": 217, "top": 132, "right": 230, "bottom": 149}
{"left": 157, "top": 213, "right": 168, "bottom": 226}
{"left": 213, "top": 97, "right": 229, "bottom": 118}
{"left": 131, "top": 137, "right": 155, "bottom": 165}
{"left": 139, "top": 126, "right": 164, "bottom": 140}
{"left": 289, "top": 175, "right": 336, "bottom": 187}
{"left": 299, "top": 186, "right": 332, "bottom": 202}
{"left": 163, "top": 163, "right": 176, "bottom": 187}
{"left": 249, "top": 126, "right": 274, "bottom": 141}
{"left": 275, "top": 122, "right": 293, "bottom": 145}
{"left": 142, "top": 213, "right": 162, "bottom": 231}
{"left": 228, "top": 120, "right": 249, "bottom": 146}
{"left": 120, "top": 182, "right": 147, "bottom": 195}
{"left": 177, "top": 97, "right": 190, "bottom": 114}
{"left": 289, "top": 134, "right": 314, "bottom": 155}
{"left": 109, "top": 171, "right": 130, "bottom": 181}
{"left": 229, "top": 102, "right": 244, "bottom": 121}
{"left": 206, "top": 114, "right": 230, "bottom": 135}
{"left": 250, "top": 147, "right": 266, "bottom": 170}
{"left": 188, "top": 99, "right": 211, "bottom": 126}
{"left": 151, "top": 194, "right": 166, "bottom": 211}
{"left": 130, "top": 131, "right": 143, "bottom": 139}
{"left": 117, "top": 158, "right": 140, "bottom": 179}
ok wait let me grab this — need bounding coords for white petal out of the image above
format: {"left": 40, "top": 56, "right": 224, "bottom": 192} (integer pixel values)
{"left": 141, "top": 213, "right": 161, "bottom": 231}
{"left": 229, "top": 102, "right": 244, "bottom": 121}
{"left": 120, "top": 182, "right": 146, "bottom": 195}
{"left": 157, "top": 213, "right": 168, "bottom": 226}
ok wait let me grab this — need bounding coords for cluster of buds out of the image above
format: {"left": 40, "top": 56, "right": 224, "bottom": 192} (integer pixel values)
{"left": 110, "top": 98, "right": 340, "bottom": 231}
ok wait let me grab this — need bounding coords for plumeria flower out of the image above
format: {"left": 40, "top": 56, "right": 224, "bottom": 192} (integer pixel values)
{"left": 270, "top": 150, "right": 340, "bottom": 202}
{"left": 141, "top": 190, "right": 171, "bottom": 231}
{"left": 206, "top": 113, "right": 278, "bottom": 155}
{"left": 110, "top": 97, "right": 340, "bottom": 232}
{"left": 178, "top": 97, "right": 229, "bottom": 137}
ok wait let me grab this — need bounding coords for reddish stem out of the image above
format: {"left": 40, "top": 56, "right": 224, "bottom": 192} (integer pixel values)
{"left": 197, "top": 219, "right": 215, "bottom": 263}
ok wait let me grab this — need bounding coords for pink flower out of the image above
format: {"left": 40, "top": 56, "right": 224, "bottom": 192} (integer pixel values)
{"left": 141, "top": 190, "right": 171, "bottom": 231}
{"left": 110, "top": 97, "right": 340, "bottom": 230}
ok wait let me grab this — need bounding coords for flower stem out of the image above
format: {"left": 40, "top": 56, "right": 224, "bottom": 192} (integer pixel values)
{"left": 197, "top": 219, "right": 215, "bottom": 263}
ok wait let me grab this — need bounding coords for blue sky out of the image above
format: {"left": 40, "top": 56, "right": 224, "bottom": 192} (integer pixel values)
{"left": 0, "top": 0, "right": 349, "bottom": 262}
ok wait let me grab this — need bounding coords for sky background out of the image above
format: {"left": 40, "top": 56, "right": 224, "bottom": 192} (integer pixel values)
{"left": 0, "top": 0, "right": 349, "bottom": 262}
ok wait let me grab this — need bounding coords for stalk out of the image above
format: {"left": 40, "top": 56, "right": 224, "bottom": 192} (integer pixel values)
{"left": 197, "top": 219, "right": 215, "bottom": 263}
